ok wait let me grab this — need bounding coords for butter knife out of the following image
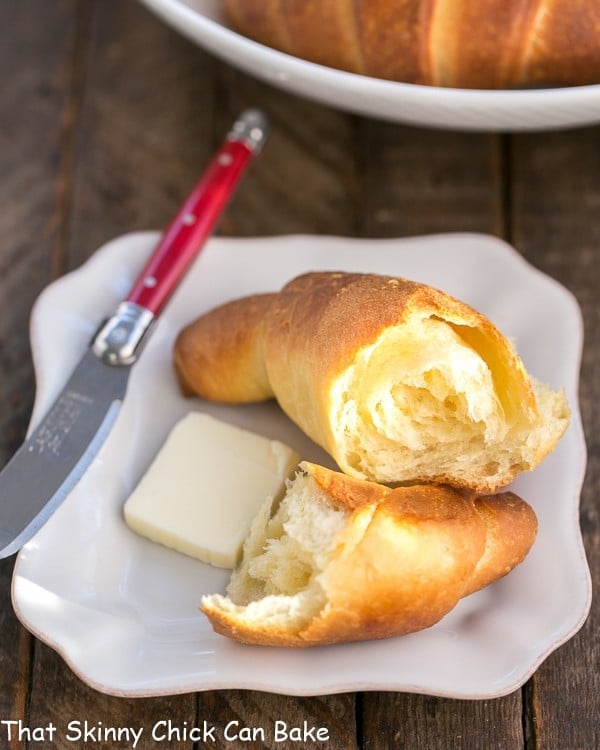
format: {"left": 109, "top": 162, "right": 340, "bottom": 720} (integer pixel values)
{"left": 0, "top": 108, "right": 268, "bottom": 558}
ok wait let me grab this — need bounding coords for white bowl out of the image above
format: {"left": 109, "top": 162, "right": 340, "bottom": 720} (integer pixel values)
{"left": 138, "top": 0, "right": 600, "bottom": 131}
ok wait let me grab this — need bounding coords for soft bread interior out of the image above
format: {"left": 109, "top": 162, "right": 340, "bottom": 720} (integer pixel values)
{"left": 201, "top": 463, "right": 539, "bottom": 646}
{"left": 201, "top": 471, "right": 360, "bottom": 634}
{"left": 330, "top": 312, "right": 569, "bottom": 489}
{"left": 173, "top": 272, "right": 570, "bottom": 492}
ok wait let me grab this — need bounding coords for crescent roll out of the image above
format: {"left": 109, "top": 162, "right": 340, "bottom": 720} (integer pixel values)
{"left": 174, "top": 272, "right": 569, "bottom": 492}
{"left": 224, "top": 0, "right": 600, "bottom": 89}
{"left": 201, "top": 462, "right": 538, "bottom": 647}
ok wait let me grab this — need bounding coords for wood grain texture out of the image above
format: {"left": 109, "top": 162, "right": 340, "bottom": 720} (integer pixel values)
{"left": 510, "top": 126, "right": 600, "bottom": 750}
{"left": 0, "top": 0, "right": 87, "bottom": 462}
{"left": 28, "top": 644, "right": 197, "bottom": 750}
{"left": 361, "top": 693, "right": 524, "bottom": 750}
{"left": 0, "top": 2, "right": 88, "bottom": 745}
{"left": 199, "top": 691, "right": 358, "bottom": 749}
{"left": 359, "top": 121, "right": 506, "bottom": 238}
{"left": 65, "top": 0, "right": 220, "bottom": 268}
{"left": 213, "top": 65, "right": 363, "bottom": 238}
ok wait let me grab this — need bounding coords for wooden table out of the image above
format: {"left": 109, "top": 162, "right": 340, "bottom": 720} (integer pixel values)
{"left": 1, "top": 2, "right": 598, "bottom": 748}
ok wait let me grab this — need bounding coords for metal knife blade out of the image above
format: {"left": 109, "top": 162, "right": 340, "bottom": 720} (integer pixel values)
{"left": 0, "top": 108, "right": 269, "bottom": 558}
{"left": 0, "top": 351, "right": 130, "bottom": 557}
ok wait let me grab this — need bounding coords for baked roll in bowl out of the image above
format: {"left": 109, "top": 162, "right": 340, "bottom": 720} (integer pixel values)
{"left": 201, "top": 462, "right": 538, "bottom": 647}
{"left": 174, "top": 272, "right": 569, "bottom": 492}
{"left": 224, "top": 0, "right": 600, "bottom": 89}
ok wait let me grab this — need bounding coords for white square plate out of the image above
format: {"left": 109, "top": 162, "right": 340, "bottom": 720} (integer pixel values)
{"left": 12, "top": 232, "right": 590, "bottom": 697}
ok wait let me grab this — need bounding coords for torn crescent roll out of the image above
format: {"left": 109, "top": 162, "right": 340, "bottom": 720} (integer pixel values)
{"left": 201, "top": 462, "right": 538, "bottom": 647}
{"left": 174, "top": 272, "right": 569, "bottom": 492}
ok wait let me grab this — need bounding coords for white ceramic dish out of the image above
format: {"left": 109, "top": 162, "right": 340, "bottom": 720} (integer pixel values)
{"left": 12, "top": 231, "right": 590, "bottom": 698}
{"left": 138, "top": 0, "right": 600, "bottom": 132}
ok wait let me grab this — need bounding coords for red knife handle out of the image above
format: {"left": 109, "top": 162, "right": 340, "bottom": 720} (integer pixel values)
{"left": 91, "top": 109, "right": 268, "bottom": 367}
{"left": 126, "top": 140, "right": 250, "bottom": 315}
{"left": 127, "top": 114, "right": 266, "bottom": 316}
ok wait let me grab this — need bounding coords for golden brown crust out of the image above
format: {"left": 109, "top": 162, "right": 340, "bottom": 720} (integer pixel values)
{"left": 353, "top": 0, "right": 433, "bottom": 83}
{"left": 302, "top": 482, "right": 487, "bottom": 645}
{"left": 223, "top": 0, "right": 600, "bottom": 88}
{"left": 226, "top": 0, "right": 291, "bottom": 53}
{"left": 431, "top": 0, "right": 536, "bottom": 88}
{"left": 304, "top": 460, "right": 390, "bottom": 511}
{"left": 281, "top": 1, "right": 364, "bottom": 74}
{"left": 518, "top": 0, "right": 600, "bottom": 87}
{"left": 173, "top": 293, "right": 276, "bottom": 403}
{"left": 173, "top": 272, "right": 532, "bottom": 412}
{"left": 467, "top": 492, "right": 539, "bottom": 593}
{"left": 201, "top": 464, "right": 538, "bottom": 646}
{"left": 174, "top": 270, "right": 568, "bottom": 492}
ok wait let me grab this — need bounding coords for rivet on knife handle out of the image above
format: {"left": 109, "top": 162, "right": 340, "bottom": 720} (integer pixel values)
{"left": 92, "top": 108, "right": 269, "bottom": 366}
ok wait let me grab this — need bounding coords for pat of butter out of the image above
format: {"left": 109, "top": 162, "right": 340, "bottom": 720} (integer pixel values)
{"left": 124, "top": 412, "right": 299, "bottom": 568}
